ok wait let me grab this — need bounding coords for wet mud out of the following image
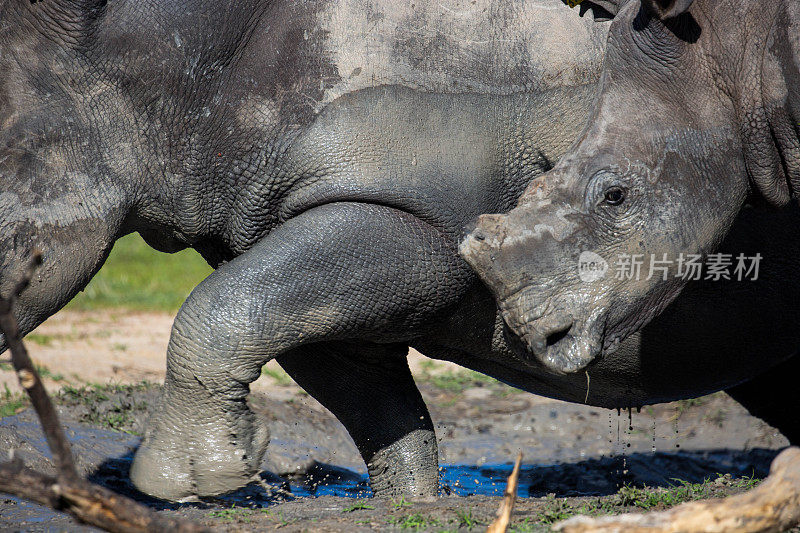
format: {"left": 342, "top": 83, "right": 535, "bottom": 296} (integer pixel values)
{"left": 0, "top": 375, "right": 789, "bottom": 531}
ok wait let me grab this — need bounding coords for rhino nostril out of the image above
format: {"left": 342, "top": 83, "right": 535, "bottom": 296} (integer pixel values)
{"left": 473, "top": 231, "right": 485, "bottom": 241}
{"left": 528, "top": 313, "right": 574, "bottom": 354}
{"left": 546, "top": 326, "right": 571, "bottom": 347}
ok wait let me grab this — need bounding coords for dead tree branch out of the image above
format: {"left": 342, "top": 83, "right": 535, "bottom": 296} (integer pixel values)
{"left": 0, "top": 252, "right": 78, "bottom": 484}
{"left": 0, "top": 252, "right": 211, "bottom": 533}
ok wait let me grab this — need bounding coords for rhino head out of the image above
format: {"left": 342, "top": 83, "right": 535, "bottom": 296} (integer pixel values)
{"left": 461, "top": 0, "right": 798, "bottom": 374}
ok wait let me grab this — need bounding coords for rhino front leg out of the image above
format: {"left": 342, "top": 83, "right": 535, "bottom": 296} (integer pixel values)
{"left": 279, "top": 342, "right": 438, "bottom": 498}
{"left": 130, "top": 202, "right": 470, "bottom": 500}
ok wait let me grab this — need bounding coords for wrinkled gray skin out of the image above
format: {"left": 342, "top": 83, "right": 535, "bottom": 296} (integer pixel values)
{"left": 1, "top": 0, "right": 798, "bottom": 502}
{"left": 462, "top": 0, "right": 800, "bottom": 375}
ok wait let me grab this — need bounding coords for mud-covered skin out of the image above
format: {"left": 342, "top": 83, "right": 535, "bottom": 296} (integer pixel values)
{"left": 462, "top": 0, "right": 800, "bottom": 374}
{"left": 1, "top": 0, "right": 796, "bottom": 502}
{"left": 0, "top": 0, "right": 610, "bottom": 500}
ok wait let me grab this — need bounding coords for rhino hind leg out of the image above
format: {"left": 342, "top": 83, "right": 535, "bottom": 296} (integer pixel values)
{"left": 129, "top": 202, "right": 470, "bottom": 500}
{"left": 279, "top": 342, "right": 439, "bottom": 497}
{"left": 726, "top": 353, "right": 800, "bottom": 445}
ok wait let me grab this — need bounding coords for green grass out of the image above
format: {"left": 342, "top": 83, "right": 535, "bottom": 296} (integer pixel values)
{"left": 0, "top": 363, "right": 65, "bottom": 418}
{"left": 56, "top": 382, "right": 151, "bottom": 434}
{"left": 261, "top": 365, "right": 294, "bottom": 386}
{"left": 530, "top": 475, "right": 762, "bottom": 526}
{"left": 415, "top": 359, "right": 510, "bottom": 395}
{"left": 25, "top": 333, "right": 57, "bottom": 346}
{"left": 0, "top": 362, "right": 65, "bottom": 382}
{"left": 34, "top": 364, "right": 65, "bottom": 382}
{"left": 388, "top": 512, "right": 441, "bottom": 530}
{"left": 422, "top": 370, "right": 500, "bottom": 393}
{"left": 454, "top": 507, "right": 480, "bottom": 529}
{"left": 67, "top": 233, "right": 213, "bottom": 312}
{"left": 392, "top": 497, "right": 413, "bottom": 510}
{"left": 0, "top": 383, "right": 27, "bottom": 418}
{"left": 208, "top": 507, "right": 252, "bottom": 523}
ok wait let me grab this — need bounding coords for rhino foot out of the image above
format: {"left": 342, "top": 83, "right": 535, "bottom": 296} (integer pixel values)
{"left": 130, "top": 392, "right": 269, "bottom": 501}
{"left": 367, "top": 429, "right": 439, "bottom": 498}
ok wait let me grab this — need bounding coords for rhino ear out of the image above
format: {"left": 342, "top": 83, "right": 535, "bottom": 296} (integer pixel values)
{"left": 586, "top": 1, "right": 625, "bottom": 16}
{"left": 641, "top": 0, "right": 695, "bottom": 20}
{"left": 563, "top": 1, "right": 625, "bottom": 21}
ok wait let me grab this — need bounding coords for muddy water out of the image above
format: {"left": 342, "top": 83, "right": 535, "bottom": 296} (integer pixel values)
{"left": 0, "top": 381, "right": 789, "bottom": 531}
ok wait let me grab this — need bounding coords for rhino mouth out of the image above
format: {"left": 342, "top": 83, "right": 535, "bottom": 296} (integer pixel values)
{"left": 500, "top": 290, "right": 605, "bottom": 375}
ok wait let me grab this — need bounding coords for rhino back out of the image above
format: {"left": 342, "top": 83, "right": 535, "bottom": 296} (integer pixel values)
{"left": 305, "top": 0, "right": 606, "bottom": 107}
{"left": 80, "top": 0, "right": 606, "bottom": 258}
{"left": 249, "top": 0, "right": 607, "bottom": 236}
{"left": 93, "top": 0, "right": 606, "bottom": 131}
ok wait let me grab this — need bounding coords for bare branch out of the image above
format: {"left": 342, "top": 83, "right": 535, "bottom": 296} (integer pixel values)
{"left": 0, "top": 253, "right": 211, "bottom": 533}
{"left": 0, "top": 251, "right": 77, "bottom": 483}
{"left": 0, "top": 459, "right": 210, "bottom": 533}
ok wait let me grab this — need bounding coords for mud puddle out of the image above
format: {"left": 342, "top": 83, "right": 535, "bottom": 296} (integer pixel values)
{"left": 0, "top": 375, "right": 790, "bottom": 531}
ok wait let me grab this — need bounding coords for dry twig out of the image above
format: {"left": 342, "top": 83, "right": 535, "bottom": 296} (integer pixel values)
{"left": 487, "top": 452, "right": 523, "bottom": 533}
{"left": 0, "top": 252, "right": 210, "bottom": 533}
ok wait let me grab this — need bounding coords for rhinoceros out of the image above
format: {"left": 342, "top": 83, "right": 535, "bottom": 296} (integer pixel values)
{"left": 1, "top": 0, "right": 797, "bottom": 502}
{"left": 461, "top": 0, "right": 800, "bottom": 443}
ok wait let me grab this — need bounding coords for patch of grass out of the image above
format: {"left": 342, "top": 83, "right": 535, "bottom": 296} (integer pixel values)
{"left": 715, "top": 472, "right": 760, "bottom": 491}
{"left": 67, "top": 233, "right": 213, "bottom": 312}
{"left": 208, "top": 509, "right": 237, "bottom": 521}
{"left": 26, "top": 333, "right": 56, "bottom": 346}
{"left": 508, "top": 517, "right": 542, "bottom": 532}
{"left": 416, "top": 358, "right": 498, "bottom": 393}
{"left": 614, "top": 476, "right": 760, "bottom": 511}
{"left": 342, "top": 501, "right": 375, "bottom": 513}
{"left": 616, "top": 480, "right": 704, "bottom": 510}
{"left": 34, "top": 364, "right": 65, "bottom": 382}
{"left": 529, "top": 475, "right": 763, "bottom": 527}
{"left": 262, "top": 366, "right": 294, "bottom": 386}
{"left": 392, "top": 496, "right": 413, "bottom": 510}
{"left": 455, "top": 507, "right": 480, "bottom": 528}
{"left": 208, "top": 507, "right": 251, "bottom": 523}
{"left": 538, "top": 497, "right": 576, "bottom": 525}
{"left": 420, "top": 369, "right": 499, "bottom": 393}
{"left": 0, "top": 398, "right": 26, "bottom": 418}
{"left": 667, "top": 393, "right": 725, "bottom": 422}
{"left": 0, "top": 383, "right": 27, "bottom": 418}
{"left": 388, "top": 512, "right": 441, "bottom": 530}
{"left": 57, "top": 382, "right": 151, "bottom": 434}
{"left": 704, "top": 408, "right": 728, "bottom": 427}
{"left": 0, "top": 362, "right": 65, "bottom": 382}
{"left": 264, "top": 511, "right": 294, "bottom": 527}
{"left": 668, "top": 397, "right": 706, "bottom": 422}
{"left": 418, "top": 359, "right": 438, "bottom": 372}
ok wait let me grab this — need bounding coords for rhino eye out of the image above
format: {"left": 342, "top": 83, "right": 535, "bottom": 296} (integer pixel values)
{"left": 604, "top": 186, "right": 626, "bottom": 206}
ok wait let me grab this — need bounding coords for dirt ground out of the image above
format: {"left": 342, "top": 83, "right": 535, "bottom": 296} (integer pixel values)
{"left": 0, "top": 311, "right": 791, "bottom": 532}
{"left": 0, "top": 309, "right": 466, "bottom": 393}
